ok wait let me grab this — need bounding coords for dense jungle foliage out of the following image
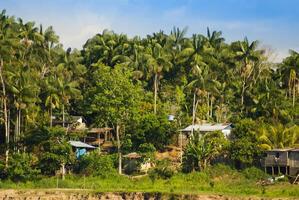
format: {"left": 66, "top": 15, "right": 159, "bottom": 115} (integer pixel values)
{"left": 0, "top": 10, "right": 298, "bottom": 182}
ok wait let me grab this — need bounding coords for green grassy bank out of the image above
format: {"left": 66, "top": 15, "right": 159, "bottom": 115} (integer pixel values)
{"left": 0, "top": 165, "right": 298, "bottom": 198}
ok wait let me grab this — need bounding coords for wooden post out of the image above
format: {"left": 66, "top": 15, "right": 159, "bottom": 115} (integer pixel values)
{"left": 180, "top": 131, "right": 183, "bottom": 164}
{"left": 272, "top": 166, "right": 274, "bottom": 176}
{"left": 264, "top": 167, "right": 266, "bottom": 174}
{"left": 278, "top": 166, "right": 280, "bottom": 175}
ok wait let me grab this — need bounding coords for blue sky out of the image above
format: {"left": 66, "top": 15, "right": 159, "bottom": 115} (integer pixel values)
{"left": 1, "top": 0, "right": 299, "bottom": 62}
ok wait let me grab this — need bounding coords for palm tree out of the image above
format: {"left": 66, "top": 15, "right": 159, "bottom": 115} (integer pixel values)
{"left": 170, "top": 26, "right": 188, "bottom": 52}
{"left": 57, "top": 77, "right": 81, "bottom": 127}
{"left": 44, "top": 77, "right": 60, "bottom": 127}
{"left": 258, "top": 124, "right": 299, "bottom": 150}
{"left": 145, "top": 40, "right": 172, "bottom": 114}
{"left": 0, "top": 9, "right": 13, "bottom": 166}
{"left": 280, "top": 50, "right": 299, "bottom": 107}
{"left": 234, "top": 37, "right": 263, "bottom": 108}
{"left": 206, "top": 27, "right": 224, "bottom": 49}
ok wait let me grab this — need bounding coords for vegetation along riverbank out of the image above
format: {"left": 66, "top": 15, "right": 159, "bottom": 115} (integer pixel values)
{"left": 0, "top": 9, "right": 298, "bottom": 199}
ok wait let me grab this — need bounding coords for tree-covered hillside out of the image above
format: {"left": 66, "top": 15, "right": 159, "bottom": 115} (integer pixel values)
{"left": 0, "top": 10, "right": 298, "bottom": 180}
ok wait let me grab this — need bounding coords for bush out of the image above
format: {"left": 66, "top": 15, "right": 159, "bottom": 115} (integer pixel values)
{"left": 242, "top": 167, "right": 268, "bottom": 180}
{"left": 204, "top": 164, "right": 235, "bottom": 177}
{"left": 139, "top": 143, "right": 156, "bottom": 153}
{"left": 7, "top": 153, "right": 40, "bottom": 182}
{"left": 74, "top": 152, "right": 117, "bottom": 177}
{"left": 26, "top": 126, "right": 74, "bottom": 176}
{"left": 149, "top": 159, "right": 175, "bottom": 181}
{"left": 0, "top": 160, "right": 7, "bottom": 179}
{"left": 38, "top": 153, "right": 61, "bottom": 176}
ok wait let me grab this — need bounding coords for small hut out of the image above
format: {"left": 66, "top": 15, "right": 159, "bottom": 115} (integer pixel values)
{"left": 262, "top": 148, "right": 299, "bottom": 177}
{"left": 84, "top": 127, "right": 113, "bottom": 148}
{"left": 69, "top": 140, "right": 96, "bottom": 158}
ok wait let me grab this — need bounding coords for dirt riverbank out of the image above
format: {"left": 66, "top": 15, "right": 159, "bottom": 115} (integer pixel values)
{"left": 0, "top": 189, "right": 296, "bottom": 200}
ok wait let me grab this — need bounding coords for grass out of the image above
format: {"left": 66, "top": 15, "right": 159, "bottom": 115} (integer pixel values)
{"left": 0, "top": 165, "right": 298, "bottom": 198}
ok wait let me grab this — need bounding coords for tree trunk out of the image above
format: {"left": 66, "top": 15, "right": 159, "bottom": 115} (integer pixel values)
{"left": 18, "top": 109, "right": 21, "bottom": 140}
{"left": 0, "top": 59, "right": 9, "bottom": 167}
{"left": 241, "top": 82, "right": 245, "bottom": 106}
{"left": 50, "top": 97, "right": 53, "bottom": 127}
{"left": 61, "top": 163, "right": 65, "bottom": 180}
{"left": 116, "top": 123, "right": 122, "bottom": 175}
{"left": 210, "top": 97, "right": 213, "bottom": 119}
{"left": 62, "top": 104, "right": 65, "bottom": 127}
{"left": 292, "top": 85, "right": 296, "bottom": 107}
{"left": 207, "top": 92, "right": 209, "bottom": 119}
{"left": 154, "top": 73, "right": 158, "bottom": 115}
{"left": 191, "top": 91, "right": 196, "bottom": 136}
{"left": 192, "top": 91, "right": 200, "bottom": 136}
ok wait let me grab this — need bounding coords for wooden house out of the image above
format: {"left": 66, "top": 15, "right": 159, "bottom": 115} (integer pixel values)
{"left": 262, "top": 148, "right": 299, "bottom": 177}
{"left": 84, "top": 127, "right": 114, "bottom": 149}
{"left": 179, "top": 123, "right": 232, "bottom": 146}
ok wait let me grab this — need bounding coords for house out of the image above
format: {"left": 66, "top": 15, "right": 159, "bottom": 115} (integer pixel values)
{"left": 69, "top": 140, "right": 96, "bottom": 158}
{"left": 179, "top": 123, "right": 232, "bottom": 146}
{"left": 262, "top": 148, "right": 299, "bottom": 177}
{"left": 181, "top": 123, "right": 232, "bottom": 136}
{"left": 84, "top": 127, "right": 114, "bottom": 149}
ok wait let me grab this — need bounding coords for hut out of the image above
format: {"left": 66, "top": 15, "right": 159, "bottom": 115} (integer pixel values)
{"left": 262, "top": 148, "right": 299, "bottom": 177}
{"left": 289, "top": 149, "right": 299, "bottom": 177}
{"left": 180, "top": 123, "right": 232, "bottom": 146}
{"left": 84, "top": 127, "right": 113, "bottom": 149}
{"left": 69, "top": 140, "right": 96, "bottom": 158}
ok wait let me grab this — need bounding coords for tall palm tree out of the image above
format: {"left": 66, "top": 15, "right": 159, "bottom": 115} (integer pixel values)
{"left": 145, "top": 40, "right": 172, "bottom": 114}
{"left": 44, "top": 77, "right": 60, "bottom": 127}
{"left": 234, "top": 37, "right": 263, "bottom": 108}
{"left": 56, "top": 77, "right": 81, "bottom": 127}
{"left": 206, "top": 27, "right": 224, "bottom": 49}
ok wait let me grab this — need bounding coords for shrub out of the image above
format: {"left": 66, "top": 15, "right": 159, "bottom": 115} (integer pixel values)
{"left": 0, "top": 160, "right": 7, "bottom": 179}
{"left": 7, "top": 153, "right": 40, "bottom": 182}
{"left": 139, "top": 143, "right": 156, "bottom": 153}
{"left": 26, "top": 126, "right": 74, "bottom": 175}
{"left": 74, "top": 152, "right": 117, "bottom": 177}
{"left": 205, "top": 164, "right": 235, "bottom": 177}
{"left": 149, "top": 159, "right": 175, "bottom": 181}
{"left": 242, "top": 167, "right": 268, "bottom": 180}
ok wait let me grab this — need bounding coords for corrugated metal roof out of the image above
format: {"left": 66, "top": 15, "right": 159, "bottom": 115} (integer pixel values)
{"left": 69, "top": 141, "right": 96, "bottom": 149}
{"left": 181, "top": 123, "right": 232, "bottom": 132}
{"left": 266, "top": 148, "right": 295, "bottom": 152}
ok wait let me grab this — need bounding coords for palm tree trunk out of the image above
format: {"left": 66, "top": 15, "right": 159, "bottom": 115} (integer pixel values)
{"left": 192, "top": 91, "right": 196, "bottom": 136}
{"left": 14, "top": 110, "right": 19, "bottom": 152}
{"left": 192, "top": 90, "right": 200, "bottom": 136}
{"left": 207, "top": 92, "right": 210, "bottom": 120}
{"left": 0, "top": 59, "right": 9, "bottom": 167}
{"left": 241, "top": 82, "right": 245, "bottom": 106}
{"left": 50, "top": 98, "right": 53, "bottom": 127}
{"left": 292, "top": 85, "right": 295, "bottom": 107}
{"left": 18, "top": 109, "right": 21, "bottom": 140}
{"left": 62, "top": 104, "right": 65, "bottom": 127}
{"left": 154, "top": 73, "right": 158, "bottom": 114}
{"left": 116, "top": 123, "right": 122, "bottom": 174}
{"left": 210, "top": 98, "right": 213, "bottom": 119}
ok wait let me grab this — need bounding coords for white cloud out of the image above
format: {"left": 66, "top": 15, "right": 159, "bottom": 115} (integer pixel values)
{"left": 52, "top": 11, "right": 111, "bottom": 49}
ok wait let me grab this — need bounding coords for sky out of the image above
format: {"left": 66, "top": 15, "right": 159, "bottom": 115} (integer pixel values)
{"left": 1, "top": 0, "right": 299, "bottom": 62}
